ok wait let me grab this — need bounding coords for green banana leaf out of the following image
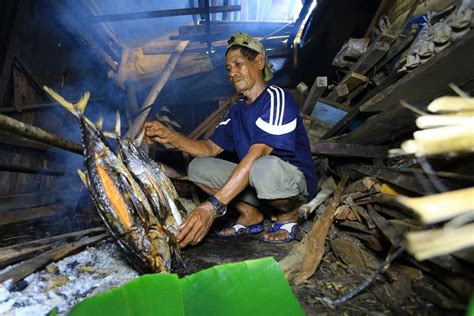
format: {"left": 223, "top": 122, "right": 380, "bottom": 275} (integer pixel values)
{"left": 69, "top": 257, "right": 304, "bottom": 316}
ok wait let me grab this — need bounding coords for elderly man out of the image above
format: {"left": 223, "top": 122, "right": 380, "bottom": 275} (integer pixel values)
{"left": 144, "top": 32, "right": 317, "bottom": 248}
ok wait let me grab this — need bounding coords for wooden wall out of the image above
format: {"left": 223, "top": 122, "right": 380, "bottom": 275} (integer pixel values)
{"left": 0, "top": 0, "right": 125, "bottom": 226}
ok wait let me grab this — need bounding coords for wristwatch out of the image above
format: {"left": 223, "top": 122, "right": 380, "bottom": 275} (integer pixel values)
{"left": 208, "top": 195, "right": 227, "bottom": 217}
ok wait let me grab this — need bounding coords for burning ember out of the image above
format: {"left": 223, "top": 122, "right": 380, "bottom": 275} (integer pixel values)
{"left": 0, "top": 240, "right": 138, "bottom": 315}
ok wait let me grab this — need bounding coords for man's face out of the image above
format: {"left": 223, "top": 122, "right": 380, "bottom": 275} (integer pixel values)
{"left": 225, "top": 49, "right": 264, "bottom": 94}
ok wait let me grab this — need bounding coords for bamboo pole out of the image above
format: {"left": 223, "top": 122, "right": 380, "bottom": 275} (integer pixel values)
{"left": 0, "top": 113, "right": 83, "bottom": 155}
{"left": 125, "top": 41, "right": 189, "bottom": 139}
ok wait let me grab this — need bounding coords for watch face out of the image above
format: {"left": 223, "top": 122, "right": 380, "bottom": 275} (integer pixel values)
{"left": 215, "top": 204, "right": 227, "bottom": 217}
{"left": 210, "top": 196, "right": 227, "bottom": 217}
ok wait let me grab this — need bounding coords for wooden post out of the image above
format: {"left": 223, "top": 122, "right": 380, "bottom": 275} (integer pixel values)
{"left": 126, "top": 41, "right": 189, "bottom": 139}
{"left": 301, "top": 76, "right": 327, "bottom": 115}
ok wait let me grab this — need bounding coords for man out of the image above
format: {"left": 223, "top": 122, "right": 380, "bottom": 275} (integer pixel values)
{"left": 144, "top": 32, "right": 317, "bottom": 248}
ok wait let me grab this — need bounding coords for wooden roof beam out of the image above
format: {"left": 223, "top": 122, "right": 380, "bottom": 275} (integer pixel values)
{"left": 90, "top": 5, "right": 241, "bottom": 23}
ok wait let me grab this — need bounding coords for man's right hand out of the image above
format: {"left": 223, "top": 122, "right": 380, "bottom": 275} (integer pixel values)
{"left": 144, "top": 121, "right": 175, "bottom": 145}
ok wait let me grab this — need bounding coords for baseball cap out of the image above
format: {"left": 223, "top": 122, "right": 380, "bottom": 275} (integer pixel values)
{"left": 226, "top": 32, "right": 273, "bottom": 82}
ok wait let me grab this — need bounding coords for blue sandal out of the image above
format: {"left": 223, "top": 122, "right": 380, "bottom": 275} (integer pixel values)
{"left": 262, "top": 221, "right": 298, "bottom": 244}
{"left": 217, "top": 222, "right": 264, "bottom": 237}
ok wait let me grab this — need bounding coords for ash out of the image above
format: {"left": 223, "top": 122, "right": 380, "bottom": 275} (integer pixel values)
{"left": 0, "top": 240, "right": 139, "bottom": 316}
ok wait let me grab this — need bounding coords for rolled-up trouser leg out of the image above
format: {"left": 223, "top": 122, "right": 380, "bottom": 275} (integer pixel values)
{"left": 187, "top": 157, "right": 260, "bottom": 206}
{"left": 249, "top": 156, "right": 308, "bottom": 203}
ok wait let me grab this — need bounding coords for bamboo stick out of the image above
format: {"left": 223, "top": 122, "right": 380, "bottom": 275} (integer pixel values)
{"left": 401, "top": 124, "right": 474, "bottom": 156}
{"left": 427, "top": 96, "right": 474, "bottom": 113}
{"left": 0, "top": 114, "right": 83, "bottom": 155}
{"left": 397, "top": 187, "right": 474, "bottom": 224}
{"left": 406, "top": 223, "right": 474, "bottom": 260}
{"left": 126, "top": 41, "right": 189, "bottom": 139}
{"left": 416, "top": 115, "right": 474, "bottom": 129}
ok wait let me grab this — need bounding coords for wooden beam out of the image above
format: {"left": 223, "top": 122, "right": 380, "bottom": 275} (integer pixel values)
{"left": 0, "top": 114, "right": 83, "bottom": 155}
{"left": 54, "top": 2, "right": 118, "bottom": 71}
{"left": 326, "top": 32, "right": 396, "bottom": 101}
{"left": 286, "top": 0, "right": 314, "bottom": 49}
{"left": 126, "top": 41, "right": 189, "bottom": 139}
{"left": 336, "top": 164, "right": 465, "bottom": 194}
{"left": 0, "top": 190, "right": 68, "bottom": 213}
{"left": 310, "top": 141, "right": 389, "bottom": 158}
{"left": 0, "top": 233, "right": 109, "bottom": 285}
{"left": 90, "top": 5, "right": 241, "bottom": 23}
{"left": 188, "top": 99, "right": 232, "bottom": 139}
{"left": 13, "top": 58, "right": 53, "bottom": 103}
{"left": 0, "top": 227, "right": 106, "bottom": 268}
{"left": 0, "top": 163, "right": 66, "bottom": 176}
{"left": 301, "top": 76, "right": 327, "bottom": 115}
{"left": 0, "top": 132, "right": 51, "bottom": 151}
{"left": 360, "top": 30, "right": 474, "bottom": 112}
{"left": 0, "top": 204, "right": 67, "bottom": 226}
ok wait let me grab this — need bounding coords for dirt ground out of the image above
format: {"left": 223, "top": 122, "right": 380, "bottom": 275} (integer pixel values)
{"left": 1, "top": 208, "right": 469, "bottom": 315}
{"left": 179, "top": 219, "right": 467, "bottom": 315}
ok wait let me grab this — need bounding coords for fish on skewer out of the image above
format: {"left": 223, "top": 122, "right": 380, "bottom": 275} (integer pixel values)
{"left": 104, "top": 113, "right": 187, "bottom": 235}
{"left": 103, "top": 113, "right": 185, "bottom": 267}
{"left": 44, "top": 86, "right": 173, "bottom": 274}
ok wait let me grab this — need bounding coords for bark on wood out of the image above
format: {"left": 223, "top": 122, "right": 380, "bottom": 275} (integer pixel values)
{"left": 367, "top": 204, "right": 403, "bottom": 245}
{"left": 280, "top": 176, "right": 348, "bottom": 285}
{"left": 0, "top": 227, "right": 106, "bottom": 268}
{"left": 0, "top": 233, "right": 109, "bottom": 285}
{"left": 0, "top": 114, "right": 83, "bottom": 155}
{"left": 126, "top": 41, "right": 189, "bottom": 139}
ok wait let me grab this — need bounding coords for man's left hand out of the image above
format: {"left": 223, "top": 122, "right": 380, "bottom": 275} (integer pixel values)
{"left": 177, "top": 202, "right": 215, "bottom": 248}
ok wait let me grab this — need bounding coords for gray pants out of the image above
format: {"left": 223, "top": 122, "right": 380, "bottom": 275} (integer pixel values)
{"left": 188, "top": 156, "right": 308, "bottom": 207}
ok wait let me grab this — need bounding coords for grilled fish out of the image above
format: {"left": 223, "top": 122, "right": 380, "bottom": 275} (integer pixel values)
{"left": 44, "top": 87, "right": 173, "bottom": 274}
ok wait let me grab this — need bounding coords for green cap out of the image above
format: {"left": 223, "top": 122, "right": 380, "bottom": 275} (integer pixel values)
{"left": 226, "top": 32, "right": 273, "bottom": 82}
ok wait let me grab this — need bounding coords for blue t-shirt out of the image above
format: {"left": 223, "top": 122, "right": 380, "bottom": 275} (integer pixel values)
{"left": 210, "top": 85, "right": 317, "bottom": 201}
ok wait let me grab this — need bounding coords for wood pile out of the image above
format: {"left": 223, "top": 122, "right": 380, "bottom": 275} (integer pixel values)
{"left": 280, "top": 174, "right": 473, "bottom": 311}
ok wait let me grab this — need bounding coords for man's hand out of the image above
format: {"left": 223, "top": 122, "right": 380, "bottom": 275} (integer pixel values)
{"left": 177, "top": 202, "right": 215, "bottom": 248}
{"left": 143, "top": 121, "right": 175, "bottom": 145}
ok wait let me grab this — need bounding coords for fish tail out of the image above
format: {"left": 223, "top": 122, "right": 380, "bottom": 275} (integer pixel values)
{"left": 43, "top": 86, "right": 91, "bottom": 118}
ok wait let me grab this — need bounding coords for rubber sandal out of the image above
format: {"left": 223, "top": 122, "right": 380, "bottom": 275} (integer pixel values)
{"left": 217, "top": 222, "right": 264, "bottom": 237}
{"left": 262, "top": 221, "right": 298, "bottom": 244}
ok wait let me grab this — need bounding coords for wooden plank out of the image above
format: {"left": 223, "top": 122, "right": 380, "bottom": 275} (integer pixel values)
{"left": 0, "top": 0, "right": 25, "bottom": 108}
{"left": 54, "top": 2, "right": 118, "bottom": 71}
{"left": 0, "top": 163, "right": 65, "bottom": 176}
{"left": 337, "top": 164, "right": 467, "bottom": 195}
{"left": 339, "top": 76, "right": 474, "bottom": 144}
{"left": 360, "top": 30, "right": 474, "bottom": 112}
{"left": 0, "top": 132, "right": 51, "bottom": 151}
{"left": 301, "top": 76, "right": 327, "bottom": 115}
{"left": 90, "top": 5, "right": 241, "bottom": 23}
{"left": 0, "top": 190, "right": 68, "bottom": 213}
{"left": 0, "top": 204, "right": 67, "bottom": 226}
{"left": 0, "top": 233, "right": 109, "bottom": 285}
{"left": 327, "top": 32, "right": 397, "bottom": 101}
{"left": 0, "top": 113, "right": 83, "bottom": 154}
{"left": 310, "top": 141, "right": 389, "bottom": 158}
{"left": 0, "top": 227, "right": 106, "bottom": 268}
{"left": 367, "top": 204, "right": 403, "bottom": 245}
{"left": 126, "top": 41, "right": 189, "bottom": 139}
